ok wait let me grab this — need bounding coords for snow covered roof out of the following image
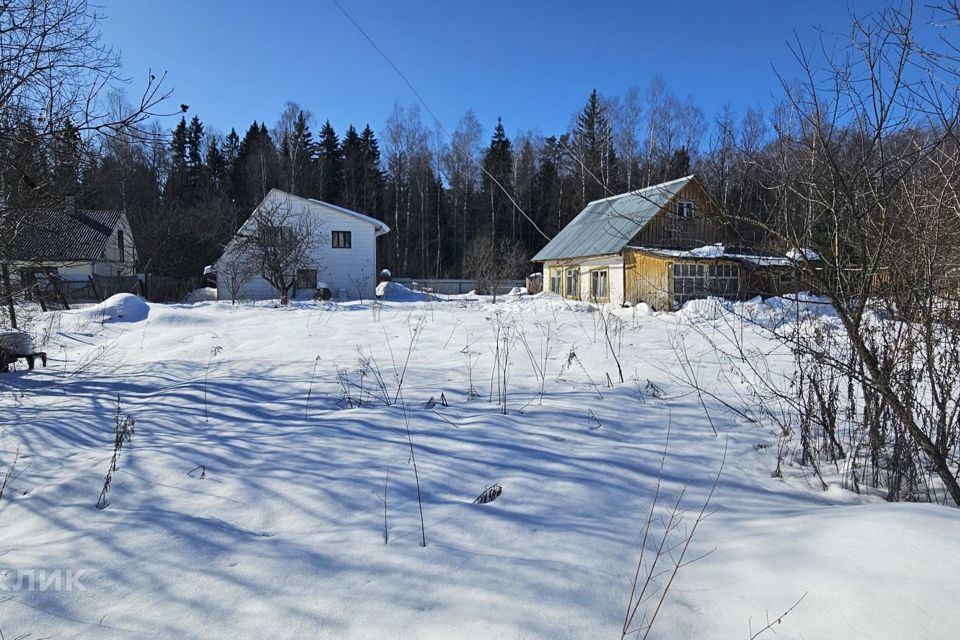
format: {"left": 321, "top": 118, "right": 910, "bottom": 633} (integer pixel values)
{"left": 628, "top": 244, "right": 797, "bottom": 268}
{"left": 531, "top": 176, "right": 694, "bottom": 262}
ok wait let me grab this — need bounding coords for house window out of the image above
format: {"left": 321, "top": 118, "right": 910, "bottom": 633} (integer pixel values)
{"left": 550, "top": 269, "right": 562, "bottom": 294}
{"left": 261, "top": 226, "right": 293, "bottom": 247}
{"left": 676, "top": 200, "right": 696, "bottom": 219}
{"left": 672, "top": 262, "right": 739, "bottom": 308}
{"left": 297, "top": 269, "right": 318, "bottom": 290}
{"left": 332, "top": 230, "right": 352, "bottom": 249}
{"left": 565, "top": 268, "right": 580, "bottom": 299}
{"left": 779, "top": 271, "right": 797, "bottom": 292}
{"left": 590, "top": 269, "right": 609, "bottom": 301}
{"left": 117, "top": 229, "right": 125, "bottom": 260}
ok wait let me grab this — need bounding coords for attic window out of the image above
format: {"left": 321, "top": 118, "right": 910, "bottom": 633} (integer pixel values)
{"left": 676, "top": 201, "right": 695, "bottom": 219}
{"left": 332, "top": 230, "right": 352, "bottom": 249}
{"left": 117, "top": 229, "right": 125, "bottom": 260}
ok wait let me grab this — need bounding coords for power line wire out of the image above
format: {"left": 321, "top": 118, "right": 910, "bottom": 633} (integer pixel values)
{"left": 330, "top": 0, "right": 550, "bottom": 241}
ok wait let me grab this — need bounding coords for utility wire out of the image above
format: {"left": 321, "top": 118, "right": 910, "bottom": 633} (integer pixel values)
{"left": 330, "top": 0, "right": 551, "bottom": 241}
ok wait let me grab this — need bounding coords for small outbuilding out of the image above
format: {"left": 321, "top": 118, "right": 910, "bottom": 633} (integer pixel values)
{"left": 531, "top": 175, "right": 801, "bottom": 310}
{"left": 2, "top": 199, "right": 137, "bottom": 303}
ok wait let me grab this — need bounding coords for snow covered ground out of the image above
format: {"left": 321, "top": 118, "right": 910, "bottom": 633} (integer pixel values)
{"left": 0, "top": 292, "right": 958, "bottom": 639}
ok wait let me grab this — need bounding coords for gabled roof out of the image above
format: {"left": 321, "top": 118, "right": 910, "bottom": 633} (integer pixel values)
{"left": 305, "top": 196, "right": 391, "bottom": 237}
{"left": 6, "top": 209, "right": 125, "bottom": 262}
{"left": 531, "top": 175, "right": 694, "bottom": 261}
{"left": 261, "top": 189, "right": 390, "bottom": 236}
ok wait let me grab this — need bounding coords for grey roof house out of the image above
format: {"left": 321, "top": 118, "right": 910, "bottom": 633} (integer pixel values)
{"left": 533, "top": 175, "right": 801, "bottom": 310}
{"left": 2, "top": 200, "right": 137, "bottom": 303}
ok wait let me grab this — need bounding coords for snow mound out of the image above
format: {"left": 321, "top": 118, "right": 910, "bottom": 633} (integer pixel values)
{"left": 184, "top": 287, "right": 217, "bottom": 303}
{"left": 676, "top": 294, "right": 840, "bottom": 329}
{"left": 87, "top": 293, "right": 150, "bottom": 323}
{"left": 376, "top": 280, "right": 437, "bottom": 302}
{"left": 533, "top": 291, "right": 563, "bottom": 302}
{"left": 688, "top": 243, "right": 726, "bottom": 258}
{"left": 677, "top": 297, "right": 730, "bottom": 322}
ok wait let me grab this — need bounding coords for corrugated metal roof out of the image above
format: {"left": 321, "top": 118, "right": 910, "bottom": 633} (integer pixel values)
{"left": 6, "top": 209, "right": 123, "bottom": 261}
{"left": 531, "top": 175, "right": 693, "bottom": 261}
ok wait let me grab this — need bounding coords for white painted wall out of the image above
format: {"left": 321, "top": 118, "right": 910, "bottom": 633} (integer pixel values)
{"left": 216, "top": 190, "right": 387, "bottom": 302}
{"left": 542, "top": 254, "right": 625, "bottom": 306}
{"left": 96, "top": 213, "right": 138, "bottom": 275}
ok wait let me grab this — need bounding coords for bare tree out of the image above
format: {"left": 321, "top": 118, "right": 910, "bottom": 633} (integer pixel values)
{"left": 1, "top": 0, "right": 178, "bottom": 328}
{"left": 726, "top": 3, "right": 960, "bottom": 504}
{"left": 218, "top": 250, "right": 259, "bottom": 305}
{"left": 227, "top": 198, "right": 322, "bottom": 305}
{"left": 463, "top": 235, "right": 526, "bottom": 303}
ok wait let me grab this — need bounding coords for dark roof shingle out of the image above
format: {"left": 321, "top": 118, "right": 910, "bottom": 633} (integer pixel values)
{"left": 5, "top": 209, "right": 124, "bottom": 262}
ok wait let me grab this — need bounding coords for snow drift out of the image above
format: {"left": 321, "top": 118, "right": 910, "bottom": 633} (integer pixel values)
{"left": 376, "top": 280, "right": 438, "bottom": 302}
{"left": 83, "top": 293, "right": 150, "bottom": 323}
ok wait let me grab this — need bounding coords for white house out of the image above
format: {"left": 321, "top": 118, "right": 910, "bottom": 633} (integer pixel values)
{"left": 3, "top": 200, "right": 137, "bottom": 302}
{"left": 215, "top": 189, "right": 390, "bottom": 301}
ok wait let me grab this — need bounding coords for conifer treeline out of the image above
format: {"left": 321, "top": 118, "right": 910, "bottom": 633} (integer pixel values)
{"left": 4, "top": 78, "right": 773, "bottom": 279}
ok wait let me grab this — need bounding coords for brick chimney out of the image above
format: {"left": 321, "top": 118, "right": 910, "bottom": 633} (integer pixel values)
{"left": 65, "top": 195, "right": 76, "bottom": 214}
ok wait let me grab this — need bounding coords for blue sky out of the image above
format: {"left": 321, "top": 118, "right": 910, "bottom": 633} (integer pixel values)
{"left": 98, "top": 1, "right": 913, "bottom": 142}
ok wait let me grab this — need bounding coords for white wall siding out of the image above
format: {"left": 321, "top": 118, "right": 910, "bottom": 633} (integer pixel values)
{"left": 542, "top": 254, "right": 625, "bottom": 307}
{"left": 217, "top": 191, "right": 383, "bottom": 302}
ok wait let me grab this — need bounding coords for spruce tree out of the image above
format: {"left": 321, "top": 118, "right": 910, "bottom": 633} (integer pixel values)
{"left": 279, "top": 110, "right": 316, "bottom": 196}
{"left": 573, "top": 89, "right": 616, "bottom": 204}
{"left": 169, "top": 117, "right": 188, "bottom": 177}
{"left": 317, "top": 120, "right": 343, "bottom": 204}
{"left": 358, "top": 124, "right": 383, "bottom": 215}
{"left": 481, "top": 117, "right": 513, "bottom": 239}
{"left": 341, "top": 124, "right": 363, "bottom": 210}
{"left": 50, "top": 119, "right": 82, "bottom": 198}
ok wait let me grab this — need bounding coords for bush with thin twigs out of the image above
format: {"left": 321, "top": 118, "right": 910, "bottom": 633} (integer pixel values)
{"left": 305, "top": 355, "right": 321, "bottom": 418}
{"left": 516, "top": 317, "right": 557, "bottom": 408}
{"left": 487, "top": 311, "right": 517, "bottom": 414}
{"left": 0, "top": 445, "right": 21, "bottom": 501}
{"left": 594, "top": 307, "right": 625, "bottom": 383}
{"left": 372, "top": 468, "right": 390, "bottom": 545}
{"left": 96, "top": 395, "right": 135, "bottom": 509}
{"left": 461, "top": 342, "right": 481, "bottom": 401}
{"left": 203, "top": 345, "right": 222, "bottom": 423}
{"left": 558, "top": 346, "right": 604, "bottom": 399}
{"left": 620, "top": 425, "right": 725, "bottom": 640}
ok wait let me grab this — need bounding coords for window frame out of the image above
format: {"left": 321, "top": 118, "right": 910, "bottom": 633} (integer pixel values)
{"left": 331, "top": 230, "right": 352, "bottom": 249}
{"left": 296, "top": 268, "right": 318, "bottom": 290}
{"left": 676, "top": 200, "right": 696, "bottom": 219}
{"left": 564, "top": 267, "right": 580, "bottom": 300}
{"left": 672, "top": 260, "right": 739, "bottom": 308}
{"left": 589, "top": 267, "right": 610, "bottom": 302}
{"left": 549, "top": 268, "right": 562, "bottom": 294}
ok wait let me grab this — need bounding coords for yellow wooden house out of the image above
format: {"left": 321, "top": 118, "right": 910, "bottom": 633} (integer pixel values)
{"left": 532, "top": 175, "right": 798, "bottom": 310}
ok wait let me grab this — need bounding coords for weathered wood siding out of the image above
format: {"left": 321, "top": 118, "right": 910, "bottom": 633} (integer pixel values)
{"left": 624, "top": 250, "right": 672, "bottom": 311}
{"left": 741, "top": 266, "right": 797, "bottom": 299}
{"left": 629, "top": 180, "right": 734, "bottom": 249}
